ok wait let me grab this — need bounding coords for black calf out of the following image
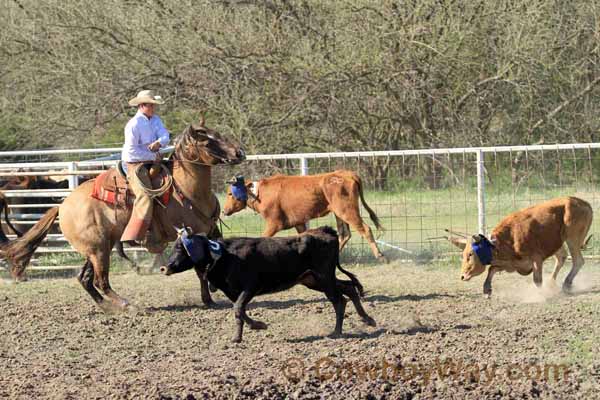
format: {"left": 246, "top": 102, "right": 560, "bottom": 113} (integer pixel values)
{"left": 162, "top": 226, "right": 376, "bottom": 342}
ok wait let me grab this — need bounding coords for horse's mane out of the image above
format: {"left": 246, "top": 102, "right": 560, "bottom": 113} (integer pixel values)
{"left": 172, "top": 125, "right": 196, "bottom": 162}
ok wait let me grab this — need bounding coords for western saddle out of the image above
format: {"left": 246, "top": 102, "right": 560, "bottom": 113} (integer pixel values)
{"left": 91, "top": 161, "right": 172, "bottom": 209}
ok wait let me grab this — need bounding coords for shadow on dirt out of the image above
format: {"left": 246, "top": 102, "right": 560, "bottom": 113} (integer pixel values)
{"left": 144, "top": 292, "right": 462, "bottom": 315}
{"left": 250, "top": 298, "right": 322, "bottom": 310}
{"left": 386, "top": 325, "right": 438, "bottom": 336}
{"left": 286, "top": 321, "right": 451, "bottom": 343}
{"left": 453, "top": 324, "right": 473, "bottom": 330}
{"left": 364, "top": 293, "right": 456, "bottom": 303}
{"left": 251, "top": 293, "right": 457, "bottom": 311}
{"left": 286, "top": 328, "right": 388, "bottom": 343}
{"left": 564, "top": 288, "right": 600, "bottom": 297}
{"left": 145, "top": 301, "right": 232, "bottom": 313}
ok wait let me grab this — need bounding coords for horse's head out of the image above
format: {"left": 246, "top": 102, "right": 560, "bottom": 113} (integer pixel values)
{"left": 175, "top": 115, "right": 245, "bottom": 166}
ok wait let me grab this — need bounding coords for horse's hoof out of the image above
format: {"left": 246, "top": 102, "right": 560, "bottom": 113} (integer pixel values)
{"left": 363, "top": 317, "right": 377, "bottom": 327}
{"left": 250, "top": 321, "right": 268, "bottom": 330}
{"left": 98, "top": 302, "right": 119, "bottom": 314}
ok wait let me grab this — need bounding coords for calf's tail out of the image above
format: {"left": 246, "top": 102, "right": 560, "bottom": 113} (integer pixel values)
{"left": 336, "top": 262, "right": 365, "bottom": 297}
{"left": 355, "top": 176, "right": 384, "bottom": 231}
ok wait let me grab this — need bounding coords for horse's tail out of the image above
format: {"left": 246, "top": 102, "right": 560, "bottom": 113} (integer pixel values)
{"left": 582, "top": 234, "right": 593, "bottom": 250}
{"left": 0, "top": 193, "right": 11, "bottom": 244}
{"left": 0, "top": 192, "right": 23, "bottom": 239}
{"left": 1, "top": 207, "right": 59, "bottom": 279}
{"left": 354, "top": 175, "right": 384, "bottom": 231}
{"left": 114, "top": 241, "right": 133, "bottom": 264}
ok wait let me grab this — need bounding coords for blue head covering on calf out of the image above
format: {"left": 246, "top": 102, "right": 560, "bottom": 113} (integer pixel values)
{"left": 230, "top": 175, "right": 248, "bottom": 201}
{"left": 181, "top": 230, "right": 223, "bottom": 264}
{"left": 471, "top": 234, "right": 495, "bottom": 265}
{"left": 181, "top": 230, "right": 205, "bottom": 263}
{"left": 207, "top": 239, "right": 223, "bottom": 260}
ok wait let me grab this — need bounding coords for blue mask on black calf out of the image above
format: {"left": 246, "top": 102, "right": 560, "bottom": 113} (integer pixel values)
{"left": 471, "top": 235, "right": 495, "bottom": 265}
{"left": 230, "top": 176, "right": 248, "bottom": 201}
{"left": 181, "top": 231, "right": 223, "bottom": 264}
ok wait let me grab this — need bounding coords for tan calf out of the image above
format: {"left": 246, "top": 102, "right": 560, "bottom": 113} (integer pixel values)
{"left": 222, "top": 170, "right": 386, "bottom": 262}
{"left": 448, "top": 196, "right": 593, "bottom": 297}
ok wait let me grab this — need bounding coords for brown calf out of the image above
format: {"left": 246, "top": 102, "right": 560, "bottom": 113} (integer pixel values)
{"left": 222, "top": 170, "right": 386, "bottom": 262}
{"left": 447, "top": 196, "right": 593, "bottom": 297}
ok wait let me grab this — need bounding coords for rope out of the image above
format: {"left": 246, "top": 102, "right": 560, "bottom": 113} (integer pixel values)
{"left": 132, "top": 163, "right": 173, "bottom": 199}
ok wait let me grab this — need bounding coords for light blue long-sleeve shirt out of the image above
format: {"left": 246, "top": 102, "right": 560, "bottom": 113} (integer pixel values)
{"left": 121, "top": 111, "right": 170, "bottom": 162}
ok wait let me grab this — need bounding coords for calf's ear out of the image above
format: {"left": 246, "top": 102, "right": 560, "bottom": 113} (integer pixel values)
{"left": 247, "top": 182, "right": 259, "bottom": 200}
{"left": 447, "top": 236, "right": 467, "bottom": 250}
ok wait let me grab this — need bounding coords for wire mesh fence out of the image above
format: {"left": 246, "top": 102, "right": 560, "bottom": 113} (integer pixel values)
{"left": 213, "top": 145, "right": 600, "bottom": 263}
{"left": 2, "top": 144, "right": 600, "bottom": 278}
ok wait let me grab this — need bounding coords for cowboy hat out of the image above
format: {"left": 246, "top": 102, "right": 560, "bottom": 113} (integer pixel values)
{"left": 128, "top": 90, "right": 165, "bottom": 106}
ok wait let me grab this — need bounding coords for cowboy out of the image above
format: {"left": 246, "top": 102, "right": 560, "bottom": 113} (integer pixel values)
{"left": 120, "top": 90, "right": 170, "bottom": 246}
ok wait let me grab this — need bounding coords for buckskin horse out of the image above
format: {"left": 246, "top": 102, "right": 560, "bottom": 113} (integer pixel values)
{"left": 2, "top": 118, "right": 245, "bottom": 311}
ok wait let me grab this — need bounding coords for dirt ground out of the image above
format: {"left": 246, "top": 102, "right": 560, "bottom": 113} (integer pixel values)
{"left": 1, "top": 261, "right": 599, "bottom": 399}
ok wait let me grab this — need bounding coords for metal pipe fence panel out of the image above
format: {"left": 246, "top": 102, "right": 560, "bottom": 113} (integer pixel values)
{"left": 1, "top": 144, "right": 600, "bottom": 272}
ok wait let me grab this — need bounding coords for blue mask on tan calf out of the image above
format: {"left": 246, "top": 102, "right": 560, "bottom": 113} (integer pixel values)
{"left": 471, "top": 234, "right": 495, "bottom": 265}
{"left": 230, "top": 176, "right": 248, "bottom": 202}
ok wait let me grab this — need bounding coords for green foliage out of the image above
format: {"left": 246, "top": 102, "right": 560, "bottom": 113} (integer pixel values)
{"left": 0, "top": 115, "right": 28, "bottom": 150}
{"left": 1, "top": 0, "right": 599, "bottom": 154}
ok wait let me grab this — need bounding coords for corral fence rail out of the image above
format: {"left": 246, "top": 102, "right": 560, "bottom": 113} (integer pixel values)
{"left": 1, "top": 143, "right": 600, "bottom": 273}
